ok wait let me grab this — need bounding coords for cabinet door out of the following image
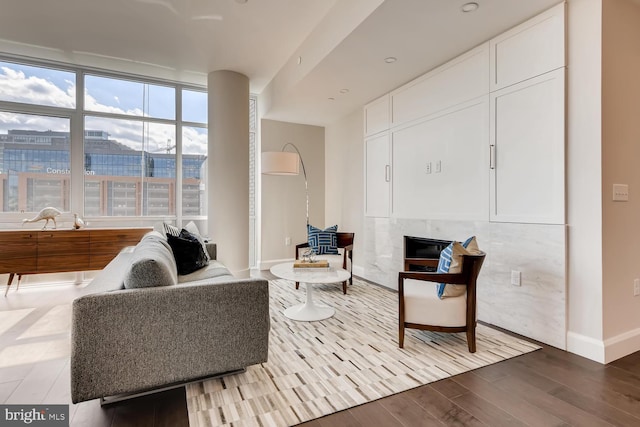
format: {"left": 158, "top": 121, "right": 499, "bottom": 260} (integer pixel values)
{"left": 392, "top": 97, "right": 489, "bottom": 221}
{"left": 37, "top": 230, "right": 90, "bottom": 273}
{"left": 490, "top": 2, "right": 565, "bottom": 91}
{"left": 0, "top": 231, "right": 37, "bottom": 274}
{"left": 365, "top": 132, "right": 390, "bottom": 217}
{"left": 364, "top": 95, "right": 390, "bottom": 137}
{"left": 89, "top": 228, "right": 150, "bottom": 269}
{"left": 490, "top": 68, "right": 565, "bottom": 224}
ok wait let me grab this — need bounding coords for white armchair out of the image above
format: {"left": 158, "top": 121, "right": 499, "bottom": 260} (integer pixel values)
{"left": 398, "top": 252, "right": 486, "bottom": 352}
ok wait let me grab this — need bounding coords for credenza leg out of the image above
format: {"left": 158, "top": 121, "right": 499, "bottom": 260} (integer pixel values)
{"left": 4, "top": 273, "right": 15, "bottom": 297}
{"left": 16, "top": 274, "right": 22, "bottom": 291}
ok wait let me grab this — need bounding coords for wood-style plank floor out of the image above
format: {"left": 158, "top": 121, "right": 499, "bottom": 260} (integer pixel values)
{"left": 2, "top": 278, "right": 640, "bottom": 426}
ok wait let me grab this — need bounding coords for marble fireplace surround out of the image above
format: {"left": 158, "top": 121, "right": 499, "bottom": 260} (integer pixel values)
{"left": 358, "top": 217, "right": 566, "bottom": 350}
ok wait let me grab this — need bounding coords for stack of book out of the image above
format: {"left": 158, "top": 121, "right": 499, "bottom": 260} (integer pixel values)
{"left": 293, "top": 259, "right": 330, "bottom": 270}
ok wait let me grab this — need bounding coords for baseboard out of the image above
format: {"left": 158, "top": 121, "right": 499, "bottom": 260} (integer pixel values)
{"left": 603, "top": 327, "right": 640, "bottom": 363}
{"left": 353, "top": 265, "right": 365, "bottom": 278}
{"left": 567, "top": 328, "right": 640, "bottom": 364}
{"left": 566, "top": 331, "right": 605, "bottom": 364}
{"left": 257, "top": 258, "right": 295, "bottom": 271}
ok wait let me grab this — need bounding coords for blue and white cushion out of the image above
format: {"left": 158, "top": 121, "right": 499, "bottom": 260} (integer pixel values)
{"left": 436, "top": 236, "right": 480, "bottom": 299}
{"left": 307, "top": 224, "right": 339, "bottom": 255}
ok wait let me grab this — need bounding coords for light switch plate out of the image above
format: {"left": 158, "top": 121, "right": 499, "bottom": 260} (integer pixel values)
{"left": 613, "top": 184, "right": 629, "bottom": 201}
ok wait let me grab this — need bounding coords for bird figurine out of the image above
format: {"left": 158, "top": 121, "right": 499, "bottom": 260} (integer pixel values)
{"left": 22, "top": 207, "right": 62, "bottom": 230}
{"left": 73, "top": 213, "right": 86, "bottom": 230}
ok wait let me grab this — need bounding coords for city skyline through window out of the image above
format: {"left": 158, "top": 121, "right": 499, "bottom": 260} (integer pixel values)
{"left": 0, "top": 59, "right": 209, "bottom": 219}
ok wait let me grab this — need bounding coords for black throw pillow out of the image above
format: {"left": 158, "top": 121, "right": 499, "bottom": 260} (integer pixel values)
{"left": 166, "top": 229, "right": 209, "bottom": 275}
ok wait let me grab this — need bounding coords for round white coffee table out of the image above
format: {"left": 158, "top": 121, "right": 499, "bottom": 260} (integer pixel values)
{"left": 270, "top": 262, "right": 350, "bottom": 321}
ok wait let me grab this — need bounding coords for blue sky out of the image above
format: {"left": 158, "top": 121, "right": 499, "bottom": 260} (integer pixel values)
{"left": 0, "top": 60, "right": 208, "bottom": 154}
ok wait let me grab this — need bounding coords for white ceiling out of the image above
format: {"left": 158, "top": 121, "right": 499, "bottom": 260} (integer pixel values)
{"left": 0, "top": 0, "right": 562, "bottom": 126}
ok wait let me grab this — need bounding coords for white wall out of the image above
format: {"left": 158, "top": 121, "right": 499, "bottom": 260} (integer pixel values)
{"left": 325, "top": 109, "right": 364, "bottom": 269}
{"left": 259, "top": 119, "right": 325, "bottom": 268}
{"left": 565, "top": 0, "right": 605, "bottom": 361}
{"left": 601, "top": 0, "right": 640, "bottom": 361}
{"left": 566, "top": 0, "right": 640, "bottom": 364}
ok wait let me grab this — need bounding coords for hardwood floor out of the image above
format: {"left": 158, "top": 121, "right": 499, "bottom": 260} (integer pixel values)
{"left": 2, "top": 278, "right": 640, "bottom": 426}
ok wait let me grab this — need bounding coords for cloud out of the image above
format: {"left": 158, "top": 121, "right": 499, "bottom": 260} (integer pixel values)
{"left": 0, "top": 66, "right": 75, "bottom": 108}
{"left": 0, "top": 65, "right": 208, "bottom": 156}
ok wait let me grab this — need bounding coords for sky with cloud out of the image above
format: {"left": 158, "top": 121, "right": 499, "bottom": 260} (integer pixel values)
{"left": 0, "top": 62, "right": 208, "bottom": 155}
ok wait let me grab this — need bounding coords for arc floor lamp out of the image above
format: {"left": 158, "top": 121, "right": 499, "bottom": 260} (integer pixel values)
{"left": 261, "top": 143, "right": 309, "bottom": 225}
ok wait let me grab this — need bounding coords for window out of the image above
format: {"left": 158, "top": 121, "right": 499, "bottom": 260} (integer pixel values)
{"left": 0, "top": 61, "right": 75, "bottom": 108}
{"left": 0, "top": 58, "right": 238, "bottom": 224}
{"left": 182, "top": 89, "right": 207, "bottom": 123}
{"left": 84, "top": 116, "right": 176, "bottom": 216}
{"left": 85, "top": 75, "right": 175, "bottom": 120}
{"left": 182, "top": 126, "right": 207, "bottom": 216}
{"left": 0, "top": 112, "right": 70, "bottom": 212}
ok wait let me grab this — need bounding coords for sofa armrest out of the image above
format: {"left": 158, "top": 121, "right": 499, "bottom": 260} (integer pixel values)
{"left": 71, "top": 278, "right": 269, "bottom": 403}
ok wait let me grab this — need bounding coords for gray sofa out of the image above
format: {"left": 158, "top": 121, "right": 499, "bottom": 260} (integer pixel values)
{"left": 70, "top": 231, "right": 270, "bottom": 404}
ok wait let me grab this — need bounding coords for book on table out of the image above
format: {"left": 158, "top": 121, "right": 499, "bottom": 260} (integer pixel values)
{"left": 293, "top": 260, "right": 330, "bottom": 269}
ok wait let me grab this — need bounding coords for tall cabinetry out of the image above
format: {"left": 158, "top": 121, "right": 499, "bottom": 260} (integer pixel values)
{"left": 364, "top": 3, "right": 565, "bottom": 225}
{"left": 364, "top": 95, "right": 391, "bottom": 218}
{"left": 489, "top": 5, "right": 566, "bottom": 224}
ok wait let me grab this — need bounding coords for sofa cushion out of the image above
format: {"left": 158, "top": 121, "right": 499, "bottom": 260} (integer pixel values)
{"left": 166, "top": 229, "right": 209, "bottom": 275}
{"left": 123, "top": 234, "right": 178, "bottom": 289}
{"left": 163, "top": 222, "right": 180, "bottom": 238}
{"left": 177, "top": 260, "right": 233, "bottom": 284}
{"left": 184, "top": 221, "right": 211, "bottom": 262}
{"left": 404, "top": 278, "right": 467, "bottom": 327}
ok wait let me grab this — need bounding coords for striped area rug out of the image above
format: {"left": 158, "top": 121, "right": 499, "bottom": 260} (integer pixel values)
{"left": 186, "top": 277, "right": 539, "bottom": 427}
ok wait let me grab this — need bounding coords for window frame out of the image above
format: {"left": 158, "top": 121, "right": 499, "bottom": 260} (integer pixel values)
{"left": 0, "top": 55, "right": 208, "bottom": 226}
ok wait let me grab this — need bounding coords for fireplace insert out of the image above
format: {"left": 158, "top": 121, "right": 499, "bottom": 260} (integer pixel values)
{"left": 403, "top": 236, "right": 451, "bottom": 272}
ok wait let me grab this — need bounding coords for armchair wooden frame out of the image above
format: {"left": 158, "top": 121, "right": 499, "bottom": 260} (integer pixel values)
{"left": 295, "top": 232, "right": 354, "bottom": 294}
{"left": 398, "top": 252, "right": 485, "bottom": 352}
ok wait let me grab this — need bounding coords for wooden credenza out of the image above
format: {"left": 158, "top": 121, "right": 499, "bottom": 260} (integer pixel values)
{"left": 0, "top": 227, "right": 151, "bottom": 295}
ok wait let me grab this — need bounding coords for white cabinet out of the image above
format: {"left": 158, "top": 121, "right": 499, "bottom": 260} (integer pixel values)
{"left": 489, "top": 68, "right": 565, "bottom": 224}
{"left": 392, "top": 97, "right": 489, "bottom": 221}
{"left": 364, "top": 95, "right": 390, "bottom": 137}
{"left": 362, "top": 4, "right": 565, "bottom": 224}
{"left": 391, "top": 44, "right": 489, "bottom": 127}
{"left": 490, "top": 3, "right": 565, "bottom": 91}
{"left": 364, "top": 132, "right": 390, "bottom": 217}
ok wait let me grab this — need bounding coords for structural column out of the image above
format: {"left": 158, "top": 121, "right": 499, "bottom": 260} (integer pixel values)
{"left": 208, "top": 70, "right": 250, "bottom": 275}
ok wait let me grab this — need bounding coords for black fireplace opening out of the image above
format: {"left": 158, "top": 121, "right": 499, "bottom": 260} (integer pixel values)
{"left": 404, "top": 236, "right": 451, "bottom": 272}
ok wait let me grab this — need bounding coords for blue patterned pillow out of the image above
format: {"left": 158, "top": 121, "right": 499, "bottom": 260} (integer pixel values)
{"left": 436, "top": 236, "right": 476, "bottom": 299}
{"left": 307, "top": 224, "right": 339, "bottom": 255}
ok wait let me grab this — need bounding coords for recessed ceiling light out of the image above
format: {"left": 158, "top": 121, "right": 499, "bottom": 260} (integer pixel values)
{"left": 339, "top": 89, "right": 349, "bottom": 94}
{"left": 384, "top": 57, "right": 397, "bottom": 64}
{"left": 461, "top": 2, "right": 479, "bottom": 13}
{"left": 328, "top": 97, "right": 335, "bottom": 101}
{"left": 297, "top": 56, "right": 302, "bottom": 65}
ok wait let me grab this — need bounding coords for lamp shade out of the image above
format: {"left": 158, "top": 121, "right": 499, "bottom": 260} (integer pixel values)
{"left": 261, "top": 151, "right": 300, "bottom": 175}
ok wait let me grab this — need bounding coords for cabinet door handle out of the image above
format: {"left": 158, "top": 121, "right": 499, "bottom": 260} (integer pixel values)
{"left": 385, "top": 165, "right": 391, "bottom": 182}
{"left": 490, "top": 144, "right": 496, "bottom": 170}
